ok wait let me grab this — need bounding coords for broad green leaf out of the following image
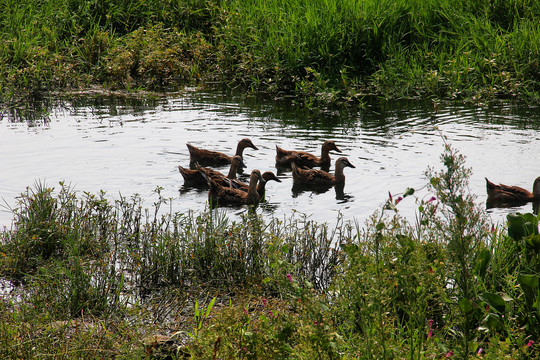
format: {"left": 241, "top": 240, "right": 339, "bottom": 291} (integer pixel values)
{"left": 474, "top": 249, "right": 491, "bottom": 279}
{"left": 459, "top": 297, "right": 474, "bottom": 314}
{"left": 485, "top": 313, "right": 504, "bottom": 332}
{"left": 479, "top": 292, "right": 508, "bottom": 313}
{"left": 205, "top": 297, "right": 216, "bottom": 318}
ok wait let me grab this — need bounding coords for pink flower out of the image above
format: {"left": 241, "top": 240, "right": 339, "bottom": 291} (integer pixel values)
{"left": 244, "top": 307, "right": 248, "bottom": 315}
{"left": 268, "top": 310, "right": 273, "bottom": 317}
{"left": 477, "top": 347, "right": 484, "bottom": 355}
{"left": 427, "top": 319, "right": 433, "bottom": 338}
{"left": 388, "top": 191, "right": 393, "bottom": 202}
{"left": 262, "top": 298, "right": 267, "bottom": 307}
{"left": 445, "top": 351, "right": 454, "bottom": 357}
{"left": 287, "top": 273, "right": 292, "bottom": 282}
{"left": 427, "top": 196, "right": 436, "bottom": 203}
{"left": 395, "top": 196, "right": 403, "bottom": 205}
{"left": 526, "top": 340, "right": 534, "bottom": 347}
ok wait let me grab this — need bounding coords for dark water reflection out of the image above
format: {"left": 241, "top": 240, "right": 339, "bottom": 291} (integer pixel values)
{"left": 1, "top": 91, "right": 539, "bottom": 228}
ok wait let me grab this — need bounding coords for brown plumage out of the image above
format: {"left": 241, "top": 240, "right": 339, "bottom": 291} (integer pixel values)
{"left": 192, "top": 156, "right": 246, "bottom": 187}
{"left": 275, "top": 140, "right": 341, "bottom": 169}
{"left": 187, "top": 138, "right": 258, "bottom": 167}
{"left": 205, "top": 169, "right": 264, "bottom": 206}
{"left": 291, "top": 157, "right": 355, "bottom": 186}
{"left": 486, "top": 177, "right": 540, "bottom": 206}
{"left": 179, "top": 156, "right": 246, "bottom": 186}
{"left": 233, "top": 171, "right": 282, "bottom": 198}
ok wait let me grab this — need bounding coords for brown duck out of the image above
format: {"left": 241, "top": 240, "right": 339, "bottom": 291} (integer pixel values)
{"left": 178, "top": 155, "right": 246, "bottom": 186}
{"left": 485, "top": 177, "right": 540, "bottom": 206}
{"left": 232, "top": 171, "right": 281, "bottom": 199}
{"left": 205, "top": 169, "right": 265, "bottom": 206}
{"left": 291, "top": 157, "right": 355, "bottom": 186}
{"left": 275, "top": 140, "right": 341, "bottom": 169}
{"left": 187, "top": 138, "right": 258, "bottom": 167}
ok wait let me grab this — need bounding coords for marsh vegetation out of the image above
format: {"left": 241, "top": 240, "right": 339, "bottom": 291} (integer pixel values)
{"left": 1, "top": 145, "right": 539, "bottom": 358}
{"left": 1, "top": 0, "right": 538, "bottom": 105}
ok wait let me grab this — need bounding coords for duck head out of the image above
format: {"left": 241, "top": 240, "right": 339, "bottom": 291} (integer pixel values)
{"left": 239, "top": 138, "right": 259, "bottom": 151}
{"left": 323, "top": 140, "right": 342, "bottom": 154}
{"left": 336, "top": 157, "right": 355, "bottom": 170}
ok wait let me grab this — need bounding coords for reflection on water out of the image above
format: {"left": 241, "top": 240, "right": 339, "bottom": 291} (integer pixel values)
{"left": 1, "top": 91, "right": 539, "bottom": 229}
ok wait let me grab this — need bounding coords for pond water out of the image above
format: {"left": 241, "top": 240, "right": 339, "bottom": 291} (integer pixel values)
{"left": 1, "top": 91, "right": 539, "bottom": 229}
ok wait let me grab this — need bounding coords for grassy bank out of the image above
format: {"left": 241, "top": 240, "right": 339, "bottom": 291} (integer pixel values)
{"left": 1, "top": 0, "right": 539, "bottom": 105}
{"left": 1, "top": 145, "right": 540, "bottom": 359}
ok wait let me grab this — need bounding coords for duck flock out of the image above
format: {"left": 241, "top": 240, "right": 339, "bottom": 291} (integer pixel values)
{"left": 178, "top": 138, "right": 354, "bottom": 208}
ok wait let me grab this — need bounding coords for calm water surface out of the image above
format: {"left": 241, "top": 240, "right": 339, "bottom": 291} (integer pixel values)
{"left": 1, "top": 92, "right": 539, "bottom": 228}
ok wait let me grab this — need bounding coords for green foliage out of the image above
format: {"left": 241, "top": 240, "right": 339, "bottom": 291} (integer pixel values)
{"left": 3, "top": 144, "right": 540, "bottom": 358}
{"left": 1, "top": 0, "right": 539, "bottom": 103}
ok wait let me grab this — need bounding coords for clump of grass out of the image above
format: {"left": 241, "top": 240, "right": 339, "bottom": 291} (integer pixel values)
{"left": 1, "top": 0, "right": 538, "bottom": 105}
{"left": 2, "top": 145, "right": 540, "bottom": 358}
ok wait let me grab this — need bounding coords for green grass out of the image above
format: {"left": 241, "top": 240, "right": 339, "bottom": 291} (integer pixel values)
{"left": 1, "top": 145, "right": 540, "bottom": 358}
{"left": 0, "top": 0, "right": 538, "bottom": 105}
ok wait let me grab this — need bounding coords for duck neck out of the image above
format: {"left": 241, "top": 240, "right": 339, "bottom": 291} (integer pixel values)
{"left": 533, "top": 177, "right": 540, "bottom": 197}
{"left": 334, "top": 163, "right": 346, "bottom": 184}
{"left": 256, "top": 181, "right": 267, "bottom": 195}
{"left": 227, "top": 163, "right": 238, "bottom": 179}
{"left": 320, "top": 146, "right": 331, "bottom": 163}
{"left": 248, "top": 174, "right": 259, "bottom": 196}
{"left": 235, "top": 143, "right": 246, "bottom": 157}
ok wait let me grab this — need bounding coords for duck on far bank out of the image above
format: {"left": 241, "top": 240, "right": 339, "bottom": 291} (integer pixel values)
{"left": 275, "top": 140, "right": 341, "bottom": 170}
{"left": 485, "top": 176, "right": 540, "bottom": 206}
{"left": 291, "top": 157, "right": 355, "bottom": 187}
{"left": 187, "top": 138, "right": 258, "bottom": 167}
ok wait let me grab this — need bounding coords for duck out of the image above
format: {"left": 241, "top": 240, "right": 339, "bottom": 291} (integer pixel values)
{"left": 485, "top": 177, "right": 540, "bottom": 206}
{"left": 232, "top": 171, "right": 282, "bottom": 199}
{"left": 187, "top": 138, "right": 258, "bottom": 167}
{"left": 291, "top": 157, "right": 355, "bottom": 187}
{"left": 275, "top": 140, "right": 341, "bottom": 169}
{"left": 204, "top": 169, "right": 265, "bottom": 206}
{"left": 178, "top": 155, "right": 246, "bottom": 186}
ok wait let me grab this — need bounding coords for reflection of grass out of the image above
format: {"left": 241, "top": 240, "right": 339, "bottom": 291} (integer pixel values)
{"left": 2, "top": 146, "right": 540, "bottom": 358}
{"left": 1, "top": 0, "right": 538, "bottom": 105}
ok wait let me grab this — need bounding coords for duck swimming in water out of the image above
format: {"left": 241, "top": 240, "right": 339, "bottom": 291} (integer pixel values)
{"left": 233, "top": 171, "right": 281, "bottom": 199}
{"left": 291, "top": 157, "right": 355, "bottom": 186}
{"left": 194, "top": 155, "right": 246, "bottom": 187}
{"left": 204, "top": 169, "right": 265, "bottom": 206}
{"left": 178, "top": 155, "right": 246, "bottom": 186}
{"left": 485, "top": 177, "right": 540, "bottom": 207}
{"left": 275, "top": 140, "right": 341, "bottom": 170}
{"left": 187, "top": 138, "right": 258, "bottom": 167}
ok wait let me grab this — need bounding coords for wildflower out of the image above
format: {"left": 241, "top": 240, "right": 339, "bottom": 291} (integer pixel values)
{"left": 477, "top": 348, "right": 484, "bottom": 355}
{"left": 445, "top": 351, "right": 454, "bottom": 357}
{"left": 287, "top": 273, "right": 292, "bottom": 282}
{"left": 526, "top": 340, "right": 534, "bottom": 347}
{"left": 395, "top": 196, "right": 403, "bottom": 205}
{"left": 244, "top": 307, "right": 248, "bottom": 315}
{"left": 388, "top": 191, "right": 393, "bottom": 202}
{"left": 262, "top": 298, "right": 267, "bottom": 307}
{"left": 427, "top": 319, "right": 434, "bottom": 338}
{"left": 268, "top": 310, "right": 273, "bottom": 317}
{"left": 427, "top": 196, "right": 436, "bottom": 203}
